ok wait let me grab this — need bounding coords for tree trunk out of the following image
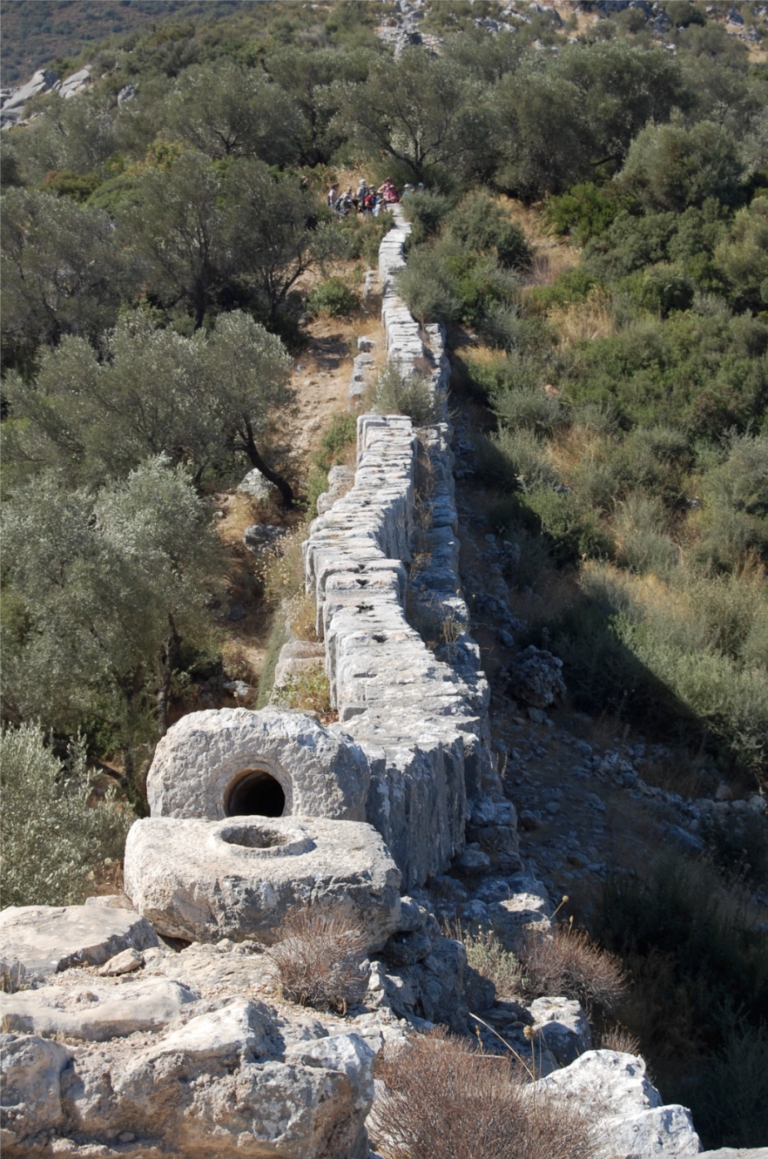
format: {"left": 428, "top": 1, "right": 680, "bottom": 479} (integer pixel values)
{"left": 117, "top": 665, "right": 148, "bottom": 814}
{"left": 238, "top": 419, "right": 294, "bottom": 507}
{"left": 157, "top": 616, "right": 182, "bottom": 738}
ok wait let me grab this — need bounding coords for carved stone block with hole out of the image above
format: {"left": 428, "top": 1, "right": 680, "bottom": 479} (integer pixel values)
{"left": 123, "top": 815, "right": 401, "bottom": 949}
{"left": 146, "top": 708, "right": 369, "bottom": 823}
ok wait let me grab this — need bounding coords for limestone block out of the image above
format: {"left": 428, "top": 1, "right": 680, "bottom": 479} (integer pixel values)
{"left": 0, "top": 904, "right": 158, "bottom": 978}
{"left": 237, "top": 467, "right": 280, "bottom": 502}
{"left": 0, "top": 1033, "right": 71, "bottom": 1141}
{"left": 535, "top": 1050, "right": 701, "bottom": 1158}
{"left": 146, "top": 708, "right": 370, "bottom": 823}
{"left": 1, "top": 977, "right": 197, "bottom": 1042}
{"left": 123, "top": 814, "right": 401, "bottom": 949}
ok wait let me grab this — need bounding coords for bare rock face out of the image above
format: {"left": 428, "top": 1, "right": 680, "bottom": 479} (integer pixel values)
{"left": 123, "top": 815, "right": 401, "bottom": 949}
{"left": 0, "top": 1033, "right": 71, "bottom": 1145}
{"left": 0, "top": 905, "right": 158, "bottom": 978}
{"left": 146, "top": 708, "right": 370, "bottom": 824}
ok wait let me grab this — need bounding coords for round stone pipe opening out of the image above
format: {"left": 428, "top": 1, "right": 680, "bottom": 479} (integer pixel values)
{"left": 226, "top": 769, "right": 286, "bottom": 818}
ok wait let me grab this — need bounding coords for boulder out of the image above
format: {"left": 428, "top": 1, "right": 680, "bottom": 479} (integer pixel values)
{"left": 1, "top": 68, "right": 58, "bottom": 111}
{"left": 243, "top": 523, "right": 287, "bottom": 553}
{"left": 1, "top": 977, "right": 197, "bottom": 1042}
{"left": 0, "top": 904, "right": 158, "bottom": 978}
{"left": 237, "top": 468, "right": 279, "bottom": 502}
{"left": 534, "top": 1050, "right": 702, "bottom": 1159}
{"left": 504, "top": 645, "right": 566, "bottom": 709}
{"left": 146, "top": 707, "right": 370, "bottom": 823}
{"left": 123, "top": 814, "right": 401, "bottom": 949}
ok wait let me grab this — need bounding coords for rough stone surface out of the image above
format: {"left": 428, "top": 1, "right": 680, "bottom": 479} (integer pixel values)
{"left": 504, "top": 645, "right": 566, "bottom": 709}
{"left": 0, "top": 905, "right": 158, "bottom": 978}
{"left": 124, "top": 815, "right": 401, "bottom": 949}
{"left": 98, "top": 947, "right": 144, "bottom": 976}
{"left": 237, "top": 467, "right": 280, "bottom": 502}
{"left": 242, "top": 522, "right": 287, "bottom": 553}
{"left": 528, "top": 995, "right": 591, "bottom": 1066}
{"left": 146, "top": 708, "right": 370, "bottom": 824}
{"left": 0, "top": 1033, "right": 71, "bottom": 1143}
{"left": 1, "top": 977, "right": 197, "bottom": 1042}
{"left": 534, "top": 1050, "right": 702, "bottom": 1159}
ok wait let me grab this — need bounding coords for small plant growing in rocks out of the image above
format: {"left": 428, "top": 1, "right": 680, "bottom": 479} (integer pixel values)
{"left": 517, "top": 925, "right": 627, "bottom": 1018}
{"left": 460, "top": 928, "right": 523, "bottom": 1000}
{"left": 373, "top": 363, "right": 437, "bottom": 426}
{"left": 370, "top": 1027, "right": 597, "bottom": 1159}
{"left": 265, "top": 907, "right": 370, "bottom": 1014}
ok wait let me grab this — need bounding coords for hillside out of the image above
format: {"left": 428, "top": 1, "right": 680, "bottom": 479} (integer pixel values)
{"left": 0, "top": 0, "right": 260, "bottom": 86}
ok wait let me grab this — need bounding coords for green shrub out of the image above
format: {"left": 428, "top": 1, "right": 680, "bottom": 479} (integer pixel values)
{"left": 524, "top": 488, "right": 614, "bottom": 565}
{"left": 0, "top": 723, "right": 131, "bottom": 908}
{"left": 493, "top": 386, "right": 566, "bottom": 436}
{"left": 401, "top": 189, "right": 454, "bottom": 246}
{"left": 394, "top": 244, "right": 461, "bottom": 324}
{"left": 544, "top": 182, "right": 632, "bottom": 244}
{"left": 446, "top": 190, "right": 532, "bottom": 269}
{"left": 315, "top": 412, "right": 357, "bottom": 470}
{"left": 595, "top": 856, "right": 768, "bottom": 1145}
{"left": 374, "top": 363, "right": 437, "bottom": 425}
{"left": 307, "top": 277, "right": 358, "bottom": 318}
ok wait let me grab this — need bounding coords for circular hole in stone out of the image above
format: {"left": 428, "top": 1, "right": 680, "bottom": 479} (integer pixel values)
{"left": 220, "top": 825, "right": 287, "bottom": 849}
{"left": 226, "top": 769, "right": 286, "bottom": 818}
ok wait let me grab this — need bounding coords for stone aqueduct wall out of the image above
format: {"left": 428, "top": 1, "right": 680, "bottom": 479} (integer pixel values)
{"left": 298, "top": 208, "right": 517, "bottom": 889}
{"left": 145, "top": 207, "right": 518, "bottom": 892}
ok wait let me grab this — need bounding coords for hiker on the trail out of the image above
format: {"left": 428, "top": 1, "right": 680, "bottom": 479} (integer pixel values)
{"left": 378, "top": 178, "right": 400, "bottom": 204}
{"left": 326, "top": 182, "right": 339, "bottom": 209}
{"left": 361, "top": 185, "right": 376, "bottom": 214}
{"left": 356, "top": 177, "right": 368, "bottom": 203}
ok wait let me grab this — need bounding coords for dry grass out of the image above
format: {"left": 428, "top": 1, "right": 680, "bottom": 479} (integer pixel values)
{"left": 264, "top": 907, "right": 369, "bottom": 1014}
{"left": 370, "top": 1028, "right": 598, "bottom": 1159}
{"left": 547, "top": 289, "right": 615, "bottom": 346}
{"left": 599, "top": 1023, "right": 642, "bottom": 1057}
{"left": 517, "top": 925, "right": 627, "bottom": 1017}
{"left": 255, "top": 527, "right": 307, "bottom": 610}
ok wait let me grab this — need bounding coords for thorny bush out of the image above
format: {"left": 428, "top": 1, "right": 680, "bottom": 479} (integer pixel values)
{"left": 370, "top": 1028, "right": 598, "bottom": 1159}
{"left": 265, "top": 907, "right": 369, "bottom": 1014}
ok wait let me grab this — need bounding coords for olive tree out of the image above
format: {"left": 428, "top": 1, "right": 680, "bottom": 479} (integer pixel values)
{"left": 3, "top": 309, "right": 295, "bottom": 501}
{"left": 223, "top": 159, "right": 328, "bottom": 324}
{"left": 164, "top": 60, "right": 305, "bottom": 165}
{"left": 1, "top": 188, "right": 127, "bottom": 370}
{"left": 340, "top": 47, "right": 489, "bottom": 185}
{"left": 1, "top": 458, "right": 221, "bottom": 799}
{"left": 0, "top": 723, "right": 130, "bottom": 908}
{"left": 117, "top": 150, "right": 227, "bottom": 329}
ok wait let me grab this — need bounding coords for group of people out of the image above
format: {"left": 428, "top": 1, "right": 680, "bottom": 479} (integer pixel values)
{"left": 327, "top": 177, "right": 421, "bottom": 216}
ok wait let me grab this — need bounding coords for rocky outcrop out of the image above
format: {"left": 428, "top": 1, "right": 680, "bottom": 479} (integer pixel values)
{"left": 123, "top": 815, "right": 402, "bottom": 949}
